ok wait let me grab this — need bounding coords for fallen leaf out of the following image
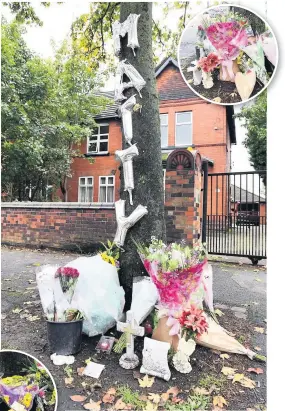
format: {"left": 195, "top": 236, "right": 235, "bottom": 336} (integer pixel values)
{"left": 221, "top": 366, "right": 237, "bottom": 376}
{"left": 102, "top": 388, "right": 116, "bottom": 404}
{"left": 77, "top": 367, "right": 85, "bottom": 376}
{"left": 213, "top": 97, "right": 222, "bottom": 103}
{"left": 246, "top": 408, "right": 256, "bottom": 411}
{"left": 12, "top": 308, "right": 23, "bottom": 314}
{"left": 160, "top": 393, "right": 169, "bottom": 403}
{"left": 148, "top": 393, "right": 160, "bottom": 404}
{"left": 240, "top": 377, "right": 256, "bottom": 389}
{"left": 139, "top": 395, "right": 148, "bottom": 401}
{"left": 253, "top": 269, "right": 260, "bottom": 272}
{"left": 145, "top": 401, "right": 158, "bottom": 411}
{"left": 138, "top": 375, "right": 155, "bottom": 388}
{"left": 70, "top": 395, "right": 87, "bottom": 402}
{"left": 255, "top": 278, "right": 262, "bottom": 282}
{"left": 114, "top": 399, "right": 127, "bottom": 410}
{"left": 247, "top": 368, "right": 263, "bottom": 375}
{"left": 102, "top": 393, "right": 115, "bottom": 404}
{"left": 64, "top": 377, "right": 74, "bottom": 387}
{"left": 214, "top": 309, "right": 224, "bottom": 317}
{"left": 220, "top": 354, "right": 230, "bottom": 360}
{"left": 188, "top": 79, "right": 193, "bottom": 84}
{"left": 1, "top": 314, "right": 7, "bottom": 320}
{"left": 83, "top": 401, "right": 102, "bottom": 410}
{"left": 230, "top": 92, "right": 237, "bottom": 97}
{"left": 85, "top": 357, "right": 92, "bottom": 364}
{"left": 254, "top": 327, "right": 264, "bottom": 334}
{"left": 254, "top": 346, "right": 262, "bottom": 351}
{"left": 213, "top": 395, "right": 228, "bottom": 408}
{"left": 33, "top": 263, "right": 41, "bottom": 266}
{"left": 27, "top": 315, "right": 40, "bottom": 321}
{"left": 193, "top": 387, "right": 210, "bottom": 395}
{"left": 166, "top": 386, "right": 179, "bottom": 397}
{"left": 232, "top": 373, "right": 244, "bottom": 383}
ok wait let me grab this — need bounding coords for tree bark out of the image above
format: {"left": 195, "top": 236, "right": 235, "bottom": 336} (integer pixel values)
{"left": 118, "top": 2, "right": 166, "bottom": 309}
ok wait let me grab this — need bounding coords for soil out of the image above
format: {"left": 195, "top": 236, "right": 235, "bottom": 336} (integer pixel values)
{"left": 2, "top": 301, "right": 266, "bottom": 410}
{"left": 1, "top": 248, "right": 267, "bottom": 410}
{"left": 181, "top": 60, "right": 263, "bottom": 104}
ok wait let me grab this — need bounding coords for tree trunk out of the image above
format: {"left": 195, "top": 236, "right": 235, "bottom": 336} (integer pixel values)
{"left": 119, "top": 2, "right": 166, "bottom": 309}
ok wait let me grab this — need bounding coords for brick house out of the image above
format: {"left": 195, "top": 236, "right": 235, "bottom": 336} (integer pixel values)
{"left": 65, "top": 57, "right": 236, "bottom": 209}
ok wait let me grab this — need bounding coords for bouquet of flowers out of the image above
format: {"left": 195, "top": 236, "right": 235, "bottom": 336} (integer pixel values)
{"left": 55, "top": 266, "right": 79, "bottom": 303}
{"left": 99, "top": 240, "right": 120, "bottom": 269}
{"left": 137, "top": 237, "right": 207, "bottom": 312}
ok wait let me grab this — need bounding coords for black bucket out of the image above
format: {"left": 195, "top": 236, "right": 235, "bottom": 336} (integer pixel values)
{"left": 46, "top": 319, "right": 83, "bottom": 355}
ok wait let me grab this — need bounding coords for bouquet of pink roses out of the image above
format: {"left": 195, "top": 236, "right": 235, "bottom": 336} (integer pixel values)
{"left": 55, "top": 266, "right": 79, "bottom": 303}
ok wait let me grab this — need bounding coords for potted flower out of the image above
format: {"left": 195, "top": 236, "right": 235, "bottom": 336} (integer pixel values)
{"left": 45, "top": 266, "right": 84, "bottom": 355}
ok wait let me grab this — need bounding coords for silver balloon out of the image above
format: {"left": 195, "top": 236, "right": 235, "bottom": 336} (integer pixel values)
{"left": 114, "top": 60, "right": 146, "bottom": 102}
{"left": 115, "top": 144, "right": 139, "bottom": 205}
{"left": 112, "top": 14, "right": 140, "bottom": 56}
{"left": 114, "top": 199, "right": 148, "bottom": 247}
{"left": 121, "top": 95, "right": 137, "bottom": 145}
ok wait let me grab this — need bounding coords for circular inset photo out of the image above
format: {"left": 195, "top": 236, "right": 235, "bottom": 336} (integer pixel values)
{"left": 0, "top": 350, "right": 57, "bottom": 411}
{"left": 178, "top": 4, "right": 278, "bottom": 105}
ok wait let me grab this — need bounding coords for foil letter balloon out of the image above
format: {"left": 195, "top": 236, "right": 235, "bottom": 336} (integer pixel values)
{"left": 114, "top": 199, "right": 148, "bottom": 247}
{"left": 115, "top": 144, "right": 139, "bottom": 205}
{"left": 113, "top": 14, "right": 140, "bottom": 56}
{"left": 121, "top": 95, "right": 136, "bottom": 145}
{"left": 114, "top": 60, "right": 146, "bottom": 101}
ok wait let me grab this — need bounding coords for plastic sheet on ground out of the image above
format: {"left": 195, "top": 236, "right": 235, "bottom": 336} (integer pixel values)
{"left": 196, "top": 315, "right": 256, "bottom": 359}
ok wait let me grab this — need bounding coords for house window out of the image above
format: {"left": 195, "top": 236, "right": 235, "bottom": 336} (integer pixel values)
{"left": 78, "top": 177, "right": 93, "bottom": 202}
{"left": 87, "top": 124, "right": 109, "bottom": 154}
{"left": 99, "top": 176, "right": 115, "bottom": 203}
{"left": 160, "top": 114, "right": 168, "bottom": 147}
{"left": 175, "top": 111, "right": 192, "bottom": 146}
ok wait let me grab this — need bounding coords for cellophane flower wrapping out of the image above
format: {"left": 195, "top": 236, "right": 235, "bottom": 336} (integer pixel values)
{"left": 0, "top": 376, "right": 40, "bottom": 411}
{"left": 138, "top": 238, "right": 207, "bottom": 318}
{"left": 55, "top": 266, "right": 79, "bottom": 304}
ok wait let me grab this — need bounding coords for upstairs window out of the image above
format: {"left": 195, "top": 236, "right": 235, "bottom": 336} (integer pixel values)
{"left": 87, "top": 124, "right": 109, "bottom": 154}
{"left": 175, "top": 112, "right": 192, "bottom": 146}
{"left": 160, "top": 114, "right": 168, "bottom": 147}
{"left": 99, "top": 176, "right": 115, "bottom": 203}
{"left": 78, "top": 177, "right": 93, "bottom": 202}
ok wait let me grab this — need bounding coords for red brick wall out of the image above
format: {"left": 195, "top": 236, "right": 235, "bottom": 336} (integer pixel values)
{"left": 66, "top": 120, "right": 122, "bottom": 202}
{"left": 1, "top": 205, "right": 117, "bottom": 251}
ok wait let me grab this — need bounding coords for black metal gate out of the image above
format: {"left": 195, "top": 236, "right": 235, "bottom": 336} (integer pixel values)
{"left": 202, "top": 169, "right": 267, "bottom": 264}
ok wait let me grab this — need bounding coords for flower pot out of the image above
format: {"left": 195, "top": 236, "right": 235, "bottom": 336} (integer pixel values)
{"left": 46, "top": 319, "right": 83, "bottom": 355}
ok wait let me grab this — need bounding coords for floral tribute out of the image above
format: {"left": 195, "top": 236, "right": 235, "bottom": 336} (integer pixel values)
{"left": 99, "top": 240, "right": 120, "bottom": 269}
{"left": 55, "top": 266, "right": 79, "bottom": 300}
{"left": 187, "top": 9, "right": 276, "bottom": 100}
{"left": 137, "top": 237, "right": 209, "bottom": 373}
{"left": 137, "top": 237, "right": 207, "bottom": 312}
{"left": 0, "top": 361, "right": 56, "bottom": 411}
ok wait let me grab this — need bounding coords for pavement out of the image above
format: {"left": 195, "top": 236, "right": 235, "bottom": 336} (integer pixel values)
{"left": 1, "top": 247, "right": 267, "bottom": 410}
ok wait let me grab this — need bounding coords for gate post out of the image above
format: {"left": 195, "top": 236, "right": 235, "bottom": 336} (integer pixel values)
{"left": 164, "top": 149, "right": 202, "bottom": 245}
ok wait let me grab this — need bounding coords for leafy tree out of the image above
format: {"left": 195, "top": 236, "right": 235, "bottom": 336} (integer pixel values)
{"left": 234, "top": 92, "right": 267, "bottom": 185}
{"left": 1, "top": 19, "right": 109, "bottom": 201}
{"left": 3, "top": 2, "right": 50, "bottom": 25}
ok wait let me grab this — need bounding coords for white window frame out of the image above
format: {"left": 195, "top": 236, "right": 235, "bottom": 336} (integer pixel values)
{"left": 98, "top": 175, "right": 115, "bottom": 203}
{"left": 78, "top": 176, "right": 94, "bottom": 202}
{"left": 175, "top": 111, "right": 193, "bottom": 147}
{"left": 87, "top": 123, "right": 109, "bottom": 154}
{"left": 160, "top": 113, "right": 168, "bottom": 148}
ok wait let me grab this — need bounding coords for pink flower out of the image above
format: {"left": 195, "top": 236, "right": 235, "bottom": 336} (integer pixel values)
{"left": 198, "top": 53, "right": 220, "bottom": 72}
